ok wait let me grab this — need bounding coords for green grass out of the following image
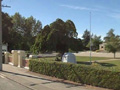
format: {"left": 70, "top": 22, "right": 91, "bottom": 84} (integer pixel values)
{"left": 39, "top": 57, "right": 56, "bottom": 61}
{"left": 39, "top": 56, "right": 110, "bottom": 62}
{"left": 76, "top": 56, "right": 110, "bottom": 62}
{"left": 97, "top": 60, "right": 120, "bottom": 71}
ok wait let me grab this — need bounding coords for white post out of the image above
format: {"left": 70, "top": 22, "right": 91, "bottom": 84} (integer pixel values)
{"left": 0, "top": 0, "right": 2, "bottom": 70}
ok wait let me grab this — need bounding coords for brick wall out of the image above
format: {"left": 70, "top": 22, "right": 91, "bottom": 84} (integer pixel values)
{"left": 8, "top": 56, "right": 12, "bottom": 62}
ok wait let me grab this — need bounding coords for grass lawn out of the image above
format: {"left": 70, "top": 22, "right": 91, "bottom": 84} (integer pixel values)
{"left": 76, "top": 56, "right": 111, "bottom": 66}
{"left": 76, "top": 56, "right": 110, "bottom": 62}
{"left": 97, "top": 60, "right": 120, "bottom": 71}
{"left": 39, "top": 56, "right": 110, "bottom": 62}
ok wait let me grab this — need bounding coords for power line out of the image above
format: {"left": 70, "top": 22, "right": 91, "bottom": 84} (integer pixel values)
{"left": 2, "top": 5, "right": 11, "bottom": 8}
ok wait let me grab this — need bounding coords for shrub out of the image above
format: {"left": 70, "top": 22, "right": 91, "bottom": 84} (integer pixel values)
{"left": 96, "top": 50, "right": 101, "bottom": 52}
{"left": 29, "top": 59, "right": 120, "bottom": 90}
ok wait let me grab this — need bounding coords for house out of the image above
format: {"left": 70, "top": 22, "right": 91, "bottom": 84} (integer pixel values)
{"left": 99, "top": 43, "right": 106, "bottom": 51}
{"left": 2, "top": 44, "right": 8, "bottom": 53}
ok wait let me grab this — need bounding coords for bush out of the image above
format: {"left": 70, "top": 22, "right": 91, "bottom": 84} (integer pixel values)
{"left": 96, "top": 50, "right": 101, "bottom": 52}
{"left": 29, "top": 59, "right": 120, "bottom": 90}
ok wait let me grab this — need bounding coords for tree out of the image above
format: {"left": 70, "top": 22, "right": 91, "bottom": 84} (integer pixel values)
{"left": 32, "top": 19, "right": 78, "bottom": 57}
{"left": 12, "top": 13, "right": 42, "bottom": 51}
{"left": 2, "top": 12, "right": 42, "bottom": 51}
{"left": 82, "top": 29, "right": 90, "bottom": 50}
{"left": 2, "top": 12, "right": 13, "bottom": 44}
{"left": 69, "top": 38, "right": 83, "bottom": 52}
{"left": 87, "top": 35, "right": 102, "bottom": 51}
{"left": 104, "top": 29, "right": 120, "bottom": 58}
{"left": 104, "top": 29, "right": 115, "bottom": 42}
{"left": 31, "top": 25, "right": 51, "bottom": 53}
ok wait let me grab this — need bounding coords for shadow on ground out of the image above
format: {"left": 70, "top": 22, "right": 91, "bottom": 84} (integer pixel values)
{"left": 97, "top": 62, "right": 116, "bottom": 67}
{"left": 2, "top": 70, "right": 83, "bottom": 88}
{"left": 77, "top": 61, "right": 91, "bottom": 65}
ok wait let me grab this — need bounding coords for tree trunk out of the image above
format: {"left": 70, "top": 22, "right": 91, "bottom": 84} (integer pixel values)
{"left": 114, "top": 53, "right": 116, "bottom": 59}
{"left": 60, "top": 52, "right": 65, "bottom": 61}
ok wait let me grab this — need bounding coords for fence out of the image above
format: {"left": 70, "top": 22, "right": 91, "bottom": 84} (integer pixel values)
{"left": 4, "top": 50, "right": 30, "bottom": 69}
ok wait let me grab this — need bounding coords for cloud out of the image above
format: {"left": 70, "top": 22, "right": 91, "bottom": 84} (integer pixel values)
{"left": 77, "top": 34, "right": 83, "bottom": 38}
{"left": 60, "top": 5, "right": 98, "bottom": 11}
{"left": 109, "top": 13, "right": 120, "bottom": 19}
{"left": 60, "top": 4, "right": 120, "bottom": 19}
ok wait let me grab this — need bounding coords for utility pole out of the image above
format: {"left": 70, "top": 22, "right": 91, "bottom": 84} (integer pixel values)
{"left": 0, "top": 0, "right": 2, "bottom": 71}
{"left": 89, "top": 12, "right": 92, "bottom": 64}
{"left": 0, "top": 0, "right": 10, "bottom": 70}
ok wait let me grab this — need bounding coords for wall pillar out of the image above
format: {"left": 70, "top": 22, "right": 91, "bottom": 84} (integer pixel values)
{"left": 4, "top": 52, "right": 9, "bottom": 64}
{"left": 11, "top": 50, "right": 18, "bottom": 66}
{"left": 18, "top": 50, "right": 25, "bottom": 68}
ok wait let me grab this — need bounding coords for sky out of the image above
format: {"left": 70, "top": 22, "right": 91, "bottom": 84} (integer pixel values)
{"left": 2, "top": 0, "right": 120, "bottom": 39}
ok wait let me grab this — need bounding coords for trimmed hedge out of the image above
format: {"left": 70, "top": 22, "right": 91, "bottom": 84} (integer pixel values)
{"left": 29, "top": 59, "right": 120, "bottom": 90}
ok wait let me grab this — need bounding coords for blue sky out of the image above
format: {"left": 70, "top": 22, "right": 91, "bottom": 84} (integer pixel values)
{"left": 2, "top": 0, "right": 120, "bottom": 39}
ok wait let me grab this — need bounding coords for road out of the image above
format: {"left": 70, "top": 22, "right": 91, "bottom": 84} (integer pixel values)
{"left": 38, "top": 52, "right": 120, "bottom": 58}
{"left": 74, "top": 51, "right": 120, "bottom": 58}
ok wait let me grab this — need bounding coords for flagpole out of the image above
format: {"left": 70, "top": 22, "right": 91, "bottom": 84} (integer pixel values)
{"left": 90, "top": 12, "right": 92, "bottom": 64}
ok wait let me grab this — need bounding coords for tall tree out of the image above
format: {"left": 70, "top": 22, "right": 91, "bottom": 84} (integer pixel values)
{"left": 2, "top": 12, "right": 13, "bottom": 44}
{"left": 87, "top": 35, "right": 102, "bottom": 51}
{"left": 69, "top": 38, "right": 83, "bottom": 52}
{"left": 82, "top": 29, "right": 90, "bottom": 50}
{"left": 104, "top": 29, "right": 115, "bottom": 42}
{"left": 12, "top": 13, "right": 42, "bottom": 51}
{"left": 104, "top": 29, "right": 120, "bottom": 58}
{"left": 32, "top": 19, "right": 78, "bottom": 57}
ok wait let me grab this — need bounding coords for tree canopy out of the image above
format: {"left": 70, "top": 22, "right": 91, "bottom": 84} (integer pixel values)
{"left": 104, "top": 29, "right": 120, "bottom": 58}
{"left": 2, "top": 12, "right": 120, "bottom": 55}
{"left": 32, "top": 19, "right": 82, "bottom": 54}
{"left": 87, "top": 35, "right": 102, "bottom": 51}
{"left": 82, "top": 29, "right": 90, "bottom": 50}
{"left": 2, "top": 12, "right": 42, "bottom": 51}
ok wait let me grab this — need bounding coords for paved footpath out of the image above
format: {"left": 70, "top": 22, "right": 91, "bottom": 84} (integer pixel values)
{"left": 0, "top": 76, "right": 30, "bottom": 90}
{"left": 0, "top": 64, "right": 112, "bottom": 90}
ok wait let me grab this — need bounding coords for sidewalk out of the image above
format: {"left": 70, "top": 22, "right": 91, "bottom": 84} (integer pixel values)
{"left": 0, "top": 64, "right": 112, "bottom": 90}
{"left": 0, "top": 76, "right": 31, "bottom": 90}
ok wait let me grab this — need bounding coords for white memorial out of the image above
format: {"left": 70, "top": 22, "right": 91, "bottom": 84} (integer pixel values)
{"left": 62, "top": 53, "right": 76, "bottom": 64}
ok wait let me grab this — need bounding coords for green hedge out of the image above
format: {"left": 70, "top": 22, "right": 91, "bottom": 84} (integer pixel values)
{"left": 29, "top": 59, "right": 120, "bottom": 90}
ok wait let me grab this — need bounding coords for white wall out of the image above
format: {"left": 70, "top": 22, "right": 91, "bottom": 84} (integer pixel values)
{"left": 2, "top": 44, "right": 7, "bottom": 53}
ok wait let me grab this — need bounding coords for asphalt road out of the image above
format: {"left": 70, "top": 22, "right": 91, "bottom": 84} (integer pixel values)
{"left": 0, "top": 76, "right": 31, "bottom": 90}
